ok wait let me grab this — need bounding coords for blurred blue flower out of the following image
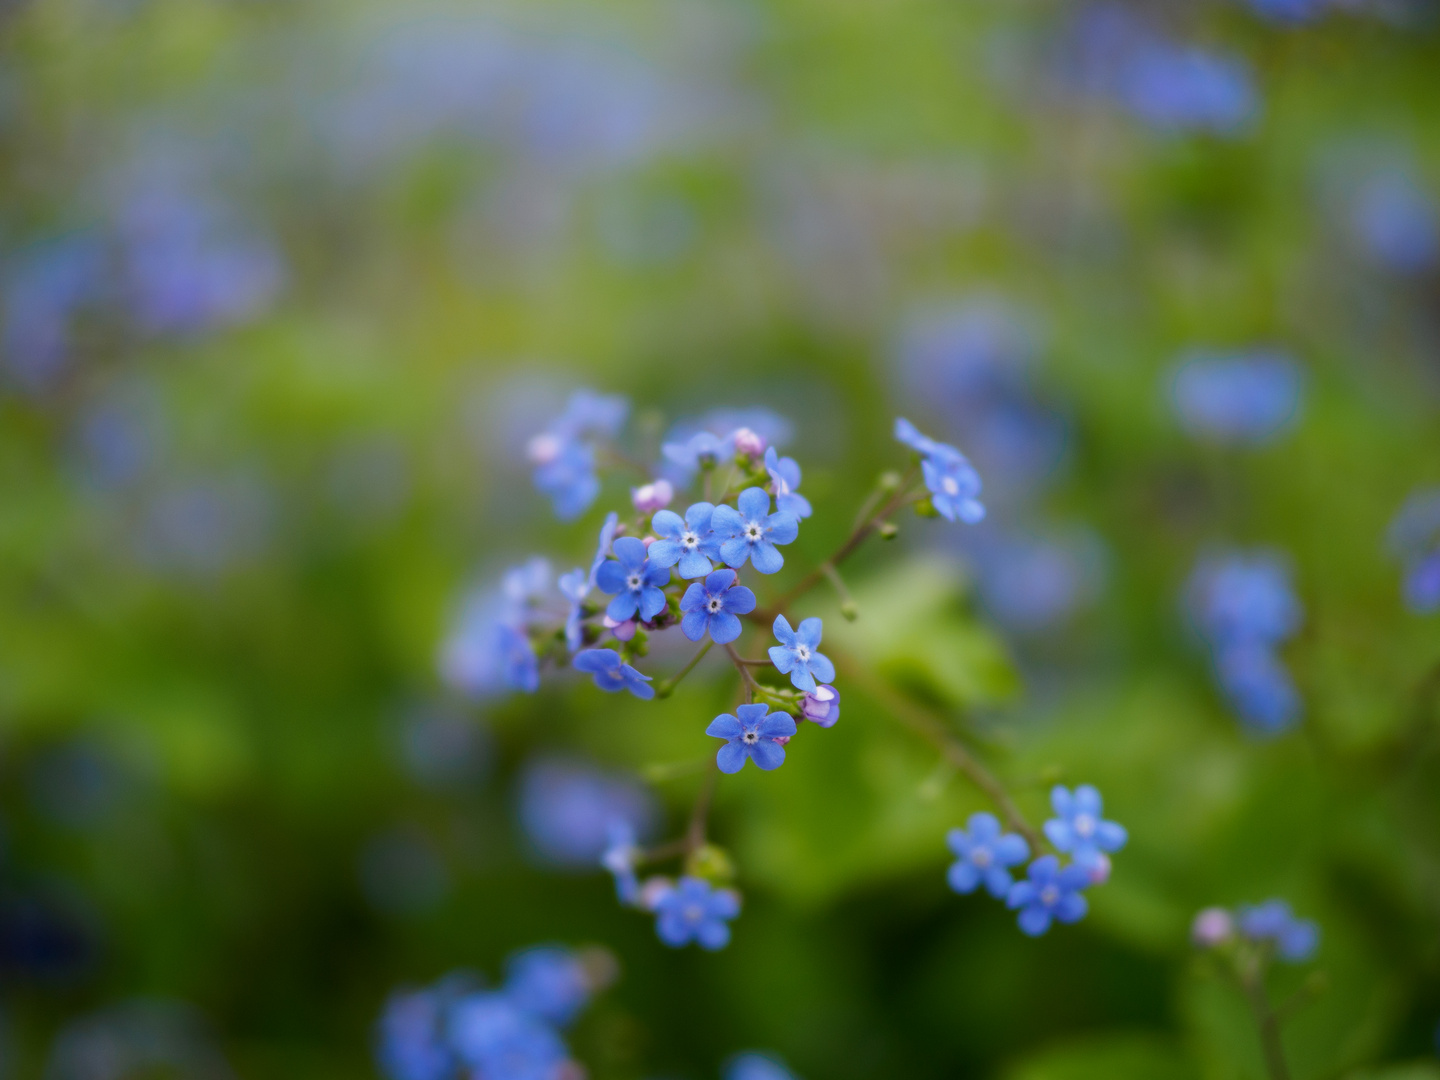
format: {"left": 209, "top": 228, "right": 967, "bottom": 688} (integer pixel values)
{"left": 503, "top": 947, "right": 591, "bottom": 1027}
{"left": 713, "top": 488, "right": 799, "bottom": 574}
{"left": 1043, "top": 786, "right": 1127, "bottom": 871}
{"left": 594, "top": 536, "right": 669, "bottom": 622}
{"left": 601, "top": 821, "right": 643, "bottom": 905}
{"left": 1214, "top": 644, "right": 1303, "bottom": 733}
{"left": 662, "top": 430, "right": 733, "bottom": 473}
{"left": 573, "top": 649, "right": 654, "bottom": 699}
{"left": 1169, "top": 350, "right": 1304, "bottom": 444}
{"left": 660, "top": 407, "right": 793, "bottom": 484}
{"left": 1350, "top": 166, "right": 1439, "bottom": 274}
{"left": 724, "top": 1051, "right": 800, "bottom": 1080}
{"left": 707, "top": 703, "right": 796, "bottom": 774}
{"left": 441, "top": 559, "right": 552, "bottom": 697}
{"left": 1006, "top": 855, "right": 1091, "bottom": 936}
{"left": 896, "top": 418, "right": 986, "bottom": 523}
{"left": 764, "top": 447, "right": 812, "bottom": 520}
{"left": 649, "top": 501, "right": 721, "bottom": 579}
{"left": 1237, "top": 899, "right": 1320, "bottom": 961}
{"left": 679, "top": 569, "right": 756, "bottom": 645}
{"left": 946, "top": 812, "right": 1030, "bottom": 899}
{"left": 526, "top": 390, "right": 628, "bottom": 520}
{"left": 1187, "top": 551, "right": 1303, "bottom": 648}
{"left": 767, "top": 615, "right": 835, "bottom": 693}
{"left": 448, "top": 992, "right": 570, "bottom": 1080}
{"left": 2, "top": 234, "right": 108, "bottom": 392}
{"left": 378, "top": 984, "right": 459, "bottom": 1080}
{"left": 1388, "top": 487, "right": 1440, "bottom": 614}
{"left": 516, "top": 757, "right": 655, "bottom": 868}
{"left": 653, "top": 876, "right": 741, "bottom": 950}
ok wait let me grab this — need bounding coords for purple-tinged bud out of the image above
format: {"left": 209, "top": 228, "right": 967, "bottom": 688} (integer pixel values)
{"left": 604, "top": 615, "right": 637, "bottom": 641}
{"left": 638, "top": 876, "right": 674, "bottom": 912}
{"left": 1086, "top": 852, "right": 1112, "bottom": 886}
{"left": 800, "top": 684, "right": 840, "bottom": 727}
{"left": 732, "top": 427, "right": 765, "bottom": 459}
{"left": 631, "top": 479, "right": 675, "bottom": 514}
{"left": 1192, "top": 906, "right": 1235, "bottom": 948}
{"left": 526, "top": 432, "right": 564, "bottom": 465}
{"left": 771, "top": 734, "right": 791, "bottom": 746}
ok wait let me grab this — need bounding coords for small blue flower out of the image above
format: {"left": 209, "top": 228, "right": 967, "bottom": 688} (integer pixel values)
{"left": 573, "top": 649, "right": 654, "bottom": 699}
{"left": 711, "top": 487, "right": 799, "bottom": 574}
{"left": 724, "top": 1052, "right": 799, "bottom": 1080}
{"left": 1187, "top": 552, "right": 1302, "bottom": 648}
{"left": 1388, "top": 488, "right": 1440, "bottom": 615}
{"left": 1006, "top": 855, "right": 1091, "bottom": 936}
{"left": 1237, "top": 899, "right": 1320, "bottom": 962}
{"left": 440, "top": 559, "right": 550, "bottom": 697}
{"left": 518, "top": 757, "right": 655, "bottom": 868}
{"left": 653, "top": 875, "right": 741, "bottom": 950}
{"left": 376, "top": 985, "right": 456, "bottom": 1080}
{"left": 594, "top": 536, "right": 670, "bottom": 623}
{"left": 504, "top": 946, "right": 591, "bottom": 1027}
{"left": 1405, "top": 553, "right": 1440, "bottom": 614}
{"left": 648, "top": 502, "right": 720, "bottom": 579}
{"left": 1352, "top": 166, "right": 1439, "bottom": 275}
{"left": 527, "top": 390, "right": 628, "bottom": 520}
{"left": 894, "top": 418, "right": 985, "bottom": 523}
{"left": 662, "top": 430, "right": 732, "bottom": 473}
{"left": 601, "top": 822, "right": 642, "bottom": 905}
{"left": 448, "top": 992, "right": 570, "bottom": 1080}
{"left": 767, "top": 615, "right": 835, "bottom": 693}
{"left": 557, "top": 513, "right": 621, "bottom": 652}
{"left": 1215, "top": 644, "right": 1301, "bottom": 734}
{"left": 679, "top": 569, "right": 756, "bottom": 644}
{"left": 532, "top": 440, "right": 599, "bottom": 521}
{"left": 946, "top": 812, "right": 1030, "bottom": 899}
{"left": 1044, "top": 785, "right": 1127, "bottom": 871}
{"left": 706, "top": 703, "right": 797, "bottom": 774}
{"left": 895, "top": 416, "right": 943, "bottom": 456}
{"left": 763, "top": 446, "right": 812, "bottom": 520}
{"left": 1169, "top": 351, "right": 1303, "bottom": 445}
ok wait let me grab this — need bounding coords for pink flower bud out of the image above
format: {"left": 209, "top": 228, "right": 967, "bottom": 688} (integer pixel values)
{"left": 641, "top": 535, "right": 656, "bottom": 548}
{"left": 800, "top": 684, "right": 840, "bottom": 727}
{"left": 638, "top": 876, "right": 674, "bottom": 912}
{"left": 603, "top": 615, "right": 637, "bottom": 641}
{"left": 631, "top": 479, "right": 675, "bottom": 514}
{"left": 1192, "top": 906, "right": 1235, "bottom": 948}
{"left": 1086, "top": 852, "right": 1112, "bottom": 886}
{"left": 732, "top": 427, "right": 765, "bottom": 458}
{"left": 526, "top": 432, "right": 563, "bottom": 465}
{"left": 772, "top": 734, "right": 791, "bottom": 746}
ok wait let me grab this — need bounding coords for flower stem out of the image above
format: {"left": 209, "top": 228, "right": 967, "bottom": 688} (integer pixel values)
{"left": 686, "top": 764, "right": 720, "bottom": 852}
{"left": 1240, "top": 965, "right": 1292, "bottom": 1080}
{"left": 655, "top": 641, "right": 713, "bottom": 698}
{"left": 723, "top": 643, "right": 758, "bottom": 703}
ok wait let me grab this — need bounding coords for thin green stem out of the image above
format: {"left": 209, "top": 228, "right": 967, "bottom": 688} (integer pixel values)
{"left": 1240, "top": 965, "right": 1292, "bottom": 1080}
{"left": 655, "top": 641, "right": 712, "bottom": 698}
{"left": 685, "top": 764, "right": 720, "bottom": 851}
{"left": 723, "top": 643, "right": 757, "bottom": 703}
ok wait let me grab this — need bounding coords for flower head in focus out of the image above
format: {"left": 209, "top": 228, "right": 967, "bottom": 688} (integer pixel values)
{"left": 706, "top": 703, "right": 797, "bottom": 773}
{"left": 679, "top": 569, "right": 756, "bottom": 644}
{"left": 767, "top": 615, "right": 835, "bottom": 693}
{"left": 652, "top": 875, "right": 741, "bottom": 950}
{"left": 573, "top": 649, "right": 654, "bottom": 699}
{"left": 946, "top": 812, "right": 1030, "bottom": 899}
{"left": 1006, "top": 855, "right": 1090, "bottom": 936}
{"left": 712, "top": 487, "right": 799, "bottom": 574}
{"left": 594, "top": 536, "right": 670, "bottom": 623}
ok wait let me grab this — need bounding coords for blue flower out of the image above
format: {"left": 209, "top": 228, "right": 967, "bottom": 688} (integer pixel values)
{"left": 1169, "top": 350, "right": 1304, "bottom": 444}
{"left": 1215, "top": 644, "right": 1302, "bottom": 734}
{"left": 440, "top": 560, "right": 551, "bottom": 697}
{"left": 1118, "top": 43, "right": 1257, "bottom": 135}
{"left": 724, "top": 1052, "right": 799, "bottom": 1080}
{"left": 1405, "top": 553, "right": 1440, "bottom": 614}
{"left": 648, "top": 502, "right": 720, "bottom": 579}
{"left": 1006, "top": 855, "right": 1091, "bottom": 936}
{"left": 601, "top": 822, "right": 642, "bottom": 905}
{"left": 527, "top": 390, "right": 628, "bottom": 520}
{"left": 763, "top": 447, "right": 812, "bottom": 519}
{"left": 1237, "top": 899, "right": 1320, "bottom": 962}
{"left": 653, "top": 875, "right": 741, "bottom": 950}
{"left": 679, "top": 569, "right": 756, "bottom": 644}
{"left": 1187, "top": 552, "right": 1303, "bottom": 648}
{"left": 594, "top": 536, "right": 670, "bottom": 622}
{"left": 573, "top": 649, "right": 654, "bottom": 700}
{"left": 711, "top": 487, "right": 799, "bottom": 574}
{"left": 706, "top": 703, "right": 797, "bottom": 773}
{"left": 1351, "top": 166, "right": 1439, "bottom": 274}
{"left": 448, "top": 992, "right": 570, "bottom": 1080}
{"left": 946, "top": 812, "right": 1030, "bottom": 899}
{"left": 662, "top": 430, "right": 732, "bottom": 473}
{"left": 504, "top": 946, "right": 591, "bottom": 1027}
{"left": 557, "top": 513, "right": 621, "bottom": 652}
{"left": 517, "top": 757, "right": 655, "bottom": 867}
{"left": 1388, "top": 488, "right": 1440, "bottom": 614}
{"left": 894, "top": 418, "right": 986, "bottom": 523}
{"left": 376, "top": 985, "right": 457, "bottom": 1080}
{"left": 767, "top": 615, "right": 835, "bottom": 693}
{"left": 1044, "top": 785, "right": 1127, "bottom": 871}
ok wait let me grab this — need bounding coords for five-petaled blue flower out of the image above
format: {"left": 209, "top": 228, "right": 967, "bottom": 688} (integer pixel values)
{"left": 594, "top": 536, "right": 670, "bottom": 623}
{"left": 662, "top": 430, "right": 732, "bottom": 473}
{"left": 711, "top": 487, "right": 799, "bottom": 574}
{"left": 1044, "top": 785, "right": 1127, "bottom": 871}
{"left": 653, "top": 875, "right": 741, "bottom": 950}
{"left": 768, "top": 615, "right": 835, "bottom": 693}
{"left": 448, "top": 992, "right": 570, "bottom": 1080}
{"left": 763, "top": 446, "right": 812, "bottom": 519}
{"left": 503, "top": 946, "right": 592, "bottom": 1027}
{"left": 679, "top": 569, "right": 756, "bottom": 645}
{"left": 894, "top": 417, "right": 985, "bottom": 523}
{"left": 706, "top": 703, "right": 797, "bottom": 773}
{"left": 648, "top": 502, "right": 720, "bottom": 579}
{"left": 573, "top": 649, "right": 654, "bottom": 699}
{"left": 1237, "top": 899, "right": 1320, "bottom": 962}
{"left": 946, "top": 812, "right": 1030, "bottom": 899}
{"left": 1006, "top": 855, "right": 1091, "bottom": 936}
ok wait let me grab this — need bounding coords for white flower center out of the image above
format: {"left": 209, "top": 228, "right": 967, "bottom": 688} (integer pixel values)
{"left": 795, "top": 645, "right": 810, "bottom": 661}
{"left": 1040, "top": 885, "right": 1060, "bottom": 906}
{"left": 742, "top": 731, "right": 759, "bottom": 745}
{"left": 627, "top": 573, "right": 642, "bottom": 590}
{"left": 1073, "top": 813, "right": 1096, "bottom": 839}
{"left": 971, "top": 847, "right": 992, "bottom": 868}
{"left": 941, "top": 475, "right": 960, "bottom": 496}
{"left": 745, "top": 524, "right": 762, "bottom": 540}
{"left": 684, "top": 903, "right": 705, "bottom": 923}
{"left": 682, "top": 531, "right": 698, "bottom": 548}
{"left": 526, "top": 433, "right": 561, "bottom": 464}
{"left": 707, "top": 598, "right": 722, "bottom": 613}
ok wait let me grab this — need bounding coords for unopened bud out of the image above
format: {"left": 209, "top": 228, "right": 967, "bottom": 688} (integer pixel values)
{"left": 604, "top": 615, "right": 637, "bottom": 641}
{"left": 685, "top": 843, "right": 736, "bottom": 883}
{"left": 914, "top": 498, "right": 940, "bottom": 518}
{"left": 1086, "top": 852, "right": 1112, "bottom": 886}
{"left": 800, "top": 684, "right": 840, "bottom": 727}
{"left": 878, "top": 470, "right": 903, "bottom": 492}
{"left": 839, "top": 600, "right": 859, "bottom": 621}
{"left": 732, "top": 427, "right": 766, "bottom": 459}
{"left": 1192, "top": 906, "right": 1235, "bottom": 948}
{"left": 526, "top": 432, "right": 563, "bottom": 465}
{"left": 631, "top": 480, "right": 675, "bottom": 514}
{"left": 878, "top": 521, "right": 899, "bottom": 540}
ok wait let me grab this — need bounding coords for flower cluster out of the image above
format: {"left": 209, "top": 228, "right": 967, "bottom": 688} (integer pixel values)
{"left": 1387, "top": 487, "right": 1440, "bottom": 615}
{"left": 1187, "top": 551, "right": 1304, "bottom": 734}
{"left": 1168, "top": 350, "right": 1304, "bottom": 445}
{"left": 946, "top": 786, "right": 1127, "bottom": 936}
{"left": 376, "top": 945, "right": 614, "bottom": 1080}
{"left": 439, "top": 391, "right": 987, "bottom": 949}
{"left": 1192, "top": 899, "right": 1320, "bottom": 962}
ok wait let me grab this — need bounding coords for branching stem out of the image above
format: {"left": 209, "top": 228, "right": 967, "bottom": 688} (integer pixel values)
{"left": 655, "top": 641, "right": 712, "bottom": 698}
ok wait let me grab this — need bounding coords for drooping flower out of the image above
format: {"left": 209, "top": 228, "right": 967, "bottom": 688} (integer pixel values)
{"left": 946, "top": 813, "right": 1030, "bottom": 899}
{"left": 503, "top": 947, "right": 592, "bottom": 1027}
{"left": 711, "top": 487, "right": 799, "bottom": 574}
{"left": 376, "top": 984, "right": 458, "bottom": 1080}
{"left": 631, "top": 479, "right": 674, "bottom": 514}
{"left": 679, "top": 569, "right": 756, "bottom": 644}
{"left": 1169, "top": 350, "right": 1304, "bottom": 445}
{"left": 767, "top": 615, "right": 835, "bottom": 693}
{"left": 440, "top": 559, "right": 551, "bottom": 697}
{"left": 648, "top": 502, "right": 721, "bottom": 579}
{"left": 448, "top": 992, "right": 571, "bottom": 1080}
{"left": 594, "top": 536, "right": 670, "bottom": 623}
{"left": 527, "top": 390, "right": 629, "bottom": 520}
{"left": 1006, "top": 855, "right": 1091, "bottom": 936}
{"left": 1237, "top": 899, "right": 1320, "bottom": 962}
{"left": 894, "top": 418, "right": 985, "bottom": 523}
{"left": 573, "top": 649, "right": 654, "bottom": 699}
{"left": 799, "top": 684, "right": 840, "bottom": 727}
{"left": 662, "top": 430, "right": 732, "bottom": 473}
{"left": 763, "top": 446, "right": 812, "bottom": 519}
{"left": 706, "top": 703, "right": 797, "bottom": 773}
{"left": 601, "top": 822, "right": 642, "bottom": 905}
{"left": 1043, "top": 785, "right": 1128, "bottom": 871}
{"left": 652, "top": 875, "right": 741, "bottom": 950}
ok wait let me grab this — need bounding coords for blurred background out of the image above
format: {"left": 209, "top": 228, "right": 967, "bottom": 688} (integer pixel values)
{"left": 2, "top": 0, "right": 1440, "bottom": 1076}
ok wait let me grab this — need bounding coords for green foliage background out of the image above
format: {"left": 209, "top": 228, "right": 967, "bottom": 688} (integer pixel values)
{"left": 1, "top": 0, "right": 1439, "bottom": 1077}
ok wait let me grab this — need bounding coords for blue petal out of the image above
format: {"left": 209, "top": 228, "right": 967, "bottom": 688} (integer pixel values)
{"left": 656, "top": 911, "right": 693, "bottom": 947}
{"left": 696, "top": 919, "right": 731, "bottom": 951}
{"left": 1057, "top": 864, "right": 1093, "bottom": 892}
{"left": 758, "top": 712, "right": 797, "bottom": 737}
{"left": 1054, "top": 892, "right": 1088, "bottom": 924}
{"left": 709, "top": 504, "right": 743, "bottom": 537}
{"left": 639, "top": 586, "right": 667, "bottom": 622}
{"left": 946, "top": 828, "right": 971, "bottom": 857}
{"left": 772, "top": 615, "right": 795, "bottom": 645}
{"left": 706, "top": 888, "right": 741, "bottom": 919}
{"left": 679, "top": 582, "right": 706, "bottom": 612}
{"left": 716, "top": 742, "right": 748, "bottom": 774}
{"left": 735, "top": 703, "right": 771, "bottom": 723}
{"left": 681, "top": 610, "right": 710, "bottom": 641}
{"left": 646, "top": 538, "right": 683, "bottom": 568}
{"left": 706, "top": 714, "right": 744, "bottom": 738}
{"left": 1051, "top": 785, "right": 1074, "bottom": 816}
{"left": 684, "top": 502, "right": 716, "bottom": 531}
{"left": 704, "top": 568, "right": 737, "bottom": 594}
{"left": 1007, "top": 882, "right": 1037, "bottom": 909}
{"left": 1017, "top": 905, "right": 1052, "bottom": 936}
{"left": 796, "top": 617, "right": 824, "bottom": 648}
{"left": 993, "top": 834, "right": 1030, "bottom": 866}
{"left": 721, "top": 585, "right": 756, "bottom": 614}
{"left": 607, "top": 593, "right": 639, "bottom": 622}
{"left": 573, "top": 649, "right": 619, "bottom": 674}
{"left": 764, "top": 513, "right": 799, "bottom": 545}
{"left": 611, "top": 535, "right": 647, "bottom": 570}
{"left": 1044, "top": 820, "right": 1074, "bottom": 851}
{"left": 1028, "top": 854, "right": 1060, "bottom": 882}
{"left": 623, "top": 673, "right": 655, "bottom": 700}
{"left": 736, "top": 486, "right": 771, "bottom": 519}
{"left": 968, "top": 812, "right": 1001, "bottom": 841}
{"left": 768, "top": 645, "right": 796, "bottom": 673}
{"left": 643, "top": 562, "right": 672, "bottom": 587}
{"left": 708, "top": 611, "right": 741, "bottom": 644}
{"left": 787, "top": 663, "right": 817, "bottom": 693}
{"left": 594, "top": 560, "right": 628, "bottom": 595}
{"left": 982, "top": 867, "right": 1014, "bottom": 900}
{"left": 959, "top": 499, "right": 985, "bottom": 523}
{"left": 750, "top": 740, "right": 785, "bottom": 770}
{"left": 807, "top": 651, "right": 836, "bottom": 684}
{"left": 947, "top": 861, "right": 981, "bottom": 894}
{"left": 749, "top": 541, "right": 784, "bottom": 575}
{"left": 676, "top": 550, "right": 714, "bottom": 579}
{"left": 778, "top": 491, "right": 812, "bottom": 519}
{"left": 1073, "top": 785, "right": 1103, "bottom": 815}
{"left": 719, "top": 537, "right": 750, "bottom": 568}
{"left": 651, "top": 510, "right": 685, "bottom": 539}
{"left": 1096, "top": 821, "right": 1128, "bottom": 851}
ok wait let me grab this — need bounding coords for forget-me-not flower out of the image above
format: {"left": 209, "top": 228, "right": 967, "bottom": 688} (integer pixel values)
{"left": 706, "top": 703, "right": 797, "bottom": 773}
{"left": 946, "top": 812, "right": 1030, "bottom": 899}
{"left": 1214, "top": 644, "right": 1301, "bottom": 733}
{"left": 377, "top": 984, "right": 458, "bottom": 1080}
{"left": 1388, "top": 487, "right": 1440, "bottom": 614}
{"left": 573, "top": 649, "right": 654, "bottom": 699}
{"left": 679, "top": 570, "right": 756, "bottom": 644}
{"left": 448, "top": 992, "right": 570, "bottom": 1080}
{"left": 1169, "top": 350, "right": 1304, "bottom": 445}
{"left": 653, "top": 875, "right": 741, "bottom": 950}
{"left": 1237, "top": 899, "right": 1320, "bottom": 962}
{"left": 763, "top": 446, "right": 812, "bottom": 519}
{"left": 532, "top": 439, "right": 601, "bottom": 522}
{"left": 503, "top": 947, "right": 592, "bottom": 1027}
{"left": 799, "top": 684, "right": 840, "bottom": 727}
{"left": 711, "top": 487, "right": 799, "bottom": 574}
{"left": 1006, "top": 855, "right": 1091, "bottom": 936}
{"left": 441, "top": 559, "right": 551, "bottom": 697}
{"left": 894, "top": 418, "right": 985, "bottom": 523}
{"left": 768, "top": 615, "right": 835, "bottom": 693}
{"left": 648, "top": 501, "right": 720, "bottom": 578}
{"left": 662, "top": 430, "right": 732, "bottom": 473}
{"left": 557, "top": 513, "right": 621, "bottom": 651}
{"left": 594, "top": 536, "right": 669, "bottom": 623}
{"left": 1044, "top": 785, "right": 1127, "bottom": 871}
{"left": 601, "top": 822, "right": 642, "bottom": 905}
